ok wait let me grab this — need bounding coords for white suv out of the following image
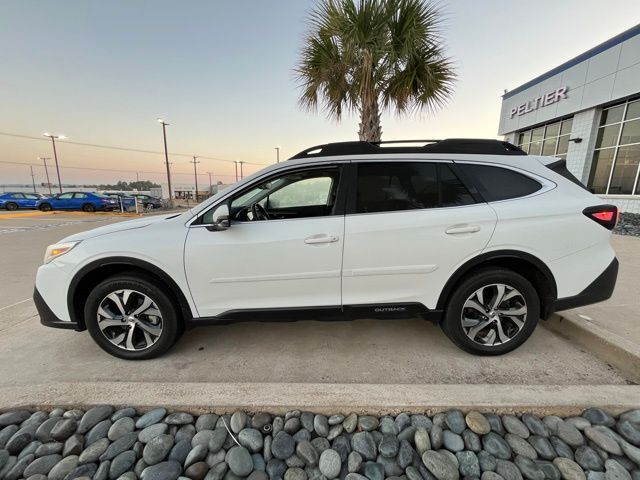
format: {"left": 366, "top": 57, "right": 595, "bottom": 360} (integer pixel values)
{"left": 34, "top": 139, "right": 619, "bottom": 359}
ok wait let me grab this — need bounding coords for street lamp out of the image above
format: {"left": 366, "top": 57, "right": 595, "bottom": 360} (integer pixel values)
{"left": 233, "top": 161, "right": 239, "bottom": 182}
{"left": 275, "top": 146, "right": 280, "bottom": 163}
{"left": 157, "top": 118, "right": 173, "bottom": 204}
{"left": 38, "top": 157, "right": 52, "bottom": 196}
{"left": 43, "top": 133, "right": 65, "bottom": 194}
{"left": 190, "top": 156, "right": 200, "bottom": 202}
{"left": 239, "top": 161, "right": 245, "bottom": 180}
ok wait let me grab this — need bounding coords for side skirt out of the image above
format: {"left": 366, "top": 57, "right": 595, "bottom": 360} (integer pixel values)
{"left": 187, "top": 303, "right": 443, "bottom": 327}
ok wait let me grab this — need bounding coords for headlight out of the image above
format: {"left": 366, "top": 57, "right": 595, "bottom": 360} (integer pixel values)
{"left": 44, "top": 241, "right": 81, "bottom": 264}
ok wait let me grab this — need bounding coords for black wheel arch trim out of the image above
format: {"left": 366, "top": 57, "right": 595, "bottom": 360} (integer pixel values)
{"left": 67, "top": 256, "right": 194, "bottom": 329}
{"left": 35, "top": 287, "right": 81, "bottom": 331}
{"left": 554, "top": 257, "right": 617, "bottom": 312}
{"left": 435, "top": 249, "right": 558, "bottom": 319}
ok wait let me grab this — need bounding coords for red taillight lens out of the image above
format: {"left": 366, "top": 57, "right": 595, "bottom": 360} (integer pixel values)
{"left": 592, "top": 211, "right": 614, "bottom": 222}
{"left": 583, "top": 205, "right": 619, "bottom": 230}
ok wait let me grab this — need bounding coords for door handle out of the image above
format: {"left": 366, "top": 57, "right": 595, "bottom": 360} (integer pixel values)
{"left": 305, "top": 234, "right": 339, "bottom": 244}
{"left": 445, "top": 225, "right": 480, "bottom": 235}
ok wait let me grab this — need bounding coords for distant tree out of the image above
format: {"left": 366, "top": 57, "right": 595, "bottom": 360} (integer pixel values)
{"left": 296, "top": 0, "right": 455, "bottom": 142}
{"left": 98, "top": 180, "right": 160, "bottom": 191}
{"left": 129, "top": 180, "right": 159, "bottom": 191}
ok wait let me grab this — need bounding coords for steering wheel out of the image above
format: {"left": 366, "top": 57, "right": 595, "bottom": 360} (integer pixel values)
{"left": 251, "top": 202, "right": 270, "bottom": 221}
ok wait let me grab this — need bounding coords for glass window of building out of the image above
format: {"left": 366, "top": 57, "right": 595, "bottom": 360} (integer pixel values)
{"left": 517, "top": 118, "right": 573, "bottom": 159}
{"left": 588, "top": 97, "right": 640, "bottom": 195}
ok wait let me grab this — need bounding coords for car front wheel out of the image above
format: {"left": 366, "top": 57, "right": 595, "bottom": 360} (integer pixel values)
{"left": 84, "top": 274, "right": 182, "bottom": 359}
{"left": 39, "top": 203, "right": 52, "bottom": 211}
{"left": 440, "top": 268, "right": 539, "bottom": 355}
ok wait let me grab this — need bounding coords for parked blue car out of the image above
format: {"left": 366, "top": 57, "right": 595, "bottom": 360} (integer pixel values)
{"left": 38, "top": 192, "right": 119, "bottom": 212}
{"left": 0, "top": 192, "right": 44, "bottom": 210}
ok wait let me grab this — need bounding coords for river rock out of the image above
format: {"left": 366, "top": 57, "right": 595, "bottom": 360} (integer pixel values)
{"left": 421, "top": 450, "right": 459, "bottom": 480}
{"left": 553, "top": 458, "right": 586, "bottom": 480}
{"left": 226, "top": 446, "right": 253, "bottom": 476}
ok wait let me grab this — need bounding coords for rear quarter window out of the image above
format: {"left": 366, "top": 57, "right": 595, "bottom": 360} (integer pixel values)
{"left": 458, "top": 164, "right": 542, "bottom": 202}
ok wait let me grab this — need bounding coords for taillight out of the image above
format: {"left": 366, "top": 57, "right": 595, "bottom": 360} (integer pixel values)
{"left": 583, "top": 205, "right": 619, "bottom": 230}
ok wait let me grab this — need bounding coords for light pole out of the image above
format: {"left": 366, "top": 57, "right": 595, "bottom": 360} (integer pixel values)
{"left": 38, "top": 157, "right": 52, "bottom": 196}
{"left": 234, "top": 161, "right": 239, "bottom": 182}
{"left": 239, "top": 161, "right": 245, "bottom": 180}
{"left": 207, "top": 172, "right": 213, "bottom": 194}
{"left": 275, "top": 146, "right": 280, "bottom": 163}
{"left": 30, "top": 166, "right": 36, "bottom": 193}
{"left": 190, "top": 156, "right": 200, "bottom": 202}
{"left": 43, "top": 133, "right": 65, "bottom": 194}
{"left": 157, "top": 119, "right": 173, "bottom": 204}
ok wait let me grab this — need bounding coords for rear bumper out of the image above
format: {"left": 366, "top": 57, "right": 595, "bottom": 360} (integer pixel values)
{"left": 554, "top": 257, "right": 618, "bottom": 312}
{"left": 34, "top": 287, "right": 81, "bottom": 331}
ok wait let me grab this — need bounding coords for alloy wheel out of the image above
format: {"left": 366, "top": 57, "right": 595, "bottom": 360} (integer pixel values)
{"left": 460, "top": 283, "right": 527, "bottom": 346}
{"left": 96, "top": 289, "right": 163, "bottom": 351}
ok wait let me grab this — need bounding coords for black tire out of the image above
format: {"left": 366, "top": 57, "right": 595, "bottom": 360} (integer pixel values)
{"left": 5, "top": 202, "right": 18, "bottom": 211}
{"left": 39, "top": 203, "right": 52, "bottom": 212}
{"left": 84, "top": 274, "right": 182, "bottom": 360}
{"left": 82, "top": 203, "right": 96, "bottom": 212}
{"left": 440, "top": 268, "right": 539, "bottom": 356}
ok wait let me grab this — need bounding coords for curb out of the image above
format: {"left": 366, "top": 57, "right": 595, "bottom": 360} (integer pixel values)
{"left": 543, "top": 312, "right": 640, "bottom": 384}
{"left": 0, "top": 210, "right": 142, "bottom": 219}
{"left": 1, "top": 382, "right": 639, "bottom": 415}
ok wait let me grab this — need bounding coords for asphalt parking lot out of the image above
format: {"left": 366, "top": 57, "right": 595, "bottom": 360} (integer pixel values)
{"left": 0, "top": 211, "right": 630, "bottom": 392}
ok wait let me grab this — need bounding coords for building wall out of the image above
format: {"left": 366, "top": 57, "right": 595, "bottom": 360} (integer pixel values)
{"left": 498, "top": 26, "right": 640, "bottom": 135}
{"left": 500, "top": 25, "right": 640, "bottom": 213}
{"left": 566, "top": 108, "right": 600, "bottom": 184}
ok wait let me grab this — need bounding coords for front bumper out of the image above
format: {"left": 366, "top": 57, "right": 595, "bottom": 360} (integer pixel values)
{"left": 554, "top": 257, "right": 618, "bottom": 312}
{"left": 33, "top": 287, "right": 81, "bottom": 331}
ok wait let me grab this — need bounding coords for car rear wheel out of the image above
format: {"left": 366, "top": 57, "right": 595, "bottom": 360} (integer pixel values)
{"left": 440, "top": 268, "right": 539, "bottom": 355}
{"left": 84, "top": 274, "right": 182, "bottom": 359}
{"left": 39, "top": 203, "right": 52, "bottom": 211}
{"left": 82, "top": 203, "right": 96, "bottom": 212}
{"left": 5, "top": 202, "right": 18, "bottom": 211}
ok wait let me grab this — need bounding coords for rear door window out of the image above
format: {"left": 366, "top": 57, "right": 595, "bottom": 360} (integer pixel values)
{"left": 457, "top": 164, "right": 542, "bottom": 202}
{"left": 355, "top": 162, "right": 475, "bottom": 214}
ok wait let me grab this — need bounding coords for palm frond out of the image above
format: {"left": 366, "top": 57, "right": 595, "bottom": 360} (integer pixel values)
{"left": 295, "top": 0, "right": 456, "bottom": 133}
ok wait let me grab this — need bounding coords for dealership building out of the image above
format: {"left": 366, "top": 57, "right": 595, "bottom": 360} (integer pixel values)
{"left": 499, "top": 24, "right": 640, "bottom": 213}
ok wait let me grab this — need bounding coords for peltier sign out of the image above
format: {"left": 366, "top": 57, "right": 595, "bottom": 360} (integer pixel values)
{"left": 509, "top": 86, "right": 569, "bottom": 118}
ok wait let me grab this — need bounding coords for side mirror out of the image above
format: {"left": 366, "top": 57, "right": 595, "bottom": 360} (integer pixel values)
{"left": 207, "top": 204, "right": 230, "bottom": 231}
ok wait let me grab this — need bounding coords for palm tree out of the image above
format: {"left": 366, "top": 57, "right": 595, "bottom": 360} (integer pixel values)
{"left": 296, "top": 0, "right": 456, "bottom": 142}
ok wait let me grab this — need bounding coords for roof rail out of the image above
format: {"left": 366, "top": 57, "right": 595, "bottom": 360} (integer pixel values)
{"left": 290, "top": 139, "right": 526, "bottom": 159}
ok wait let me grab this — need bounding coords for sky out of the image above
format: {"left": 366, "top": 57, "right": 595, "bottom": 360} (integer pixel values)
{"left": 0, "top": 0, "right": 638, "bottom": 187}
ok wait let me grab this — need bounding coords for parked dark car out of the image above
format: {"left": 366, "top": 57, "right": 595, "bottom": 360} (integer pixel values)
{"left": 0, "top": 192, "right": 43, "bottom": 210}
{"left": 102, "top": 192, "right": 137, "bottom": 210}
{"left": 132, "top": 194, "right": 163, "bottom": 209}
{"left": 38, "top": 192, "right": 119, "bottom": 212}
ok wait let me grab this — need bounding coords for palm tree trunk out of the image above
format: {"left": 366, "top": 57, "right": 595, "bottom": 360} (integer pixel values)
{"left": 358, "top": 97, "right": 382, "bottom": 142}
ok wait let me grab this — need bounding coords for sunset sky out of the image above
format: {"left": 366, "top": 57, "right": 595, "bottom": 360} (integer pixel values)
{"left": 0, "top": 0, "right": 638, "bottom": 187}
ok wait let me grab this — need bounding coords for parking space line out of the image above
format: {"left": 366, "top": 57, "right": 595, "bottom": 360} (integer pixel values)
{"left": 0, "top": 298, "right": 32, "bottom": 311}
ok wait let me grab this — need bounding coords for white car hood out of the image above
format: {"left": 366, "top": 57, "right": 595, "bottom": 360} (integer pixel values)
{"left": 61, "top": 213, "right": 181, "bottom": 242}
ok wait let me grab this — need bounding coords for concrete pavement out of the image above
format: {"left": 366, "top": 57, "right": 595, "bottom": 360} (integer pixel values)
{"left": 544, "top": 234, "right": 640, "bottom": 383}
{"left": 0, "top": 212, "right": 638, "bottom": 411}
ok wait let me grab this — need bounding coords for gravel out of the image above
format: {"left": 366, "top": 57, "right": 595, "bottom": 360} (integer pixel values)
{"left": 0, "top": 407, "right": 638, "bottom": 480}
{"left": 614, "top": 213, "right": 640, "bottom": 237}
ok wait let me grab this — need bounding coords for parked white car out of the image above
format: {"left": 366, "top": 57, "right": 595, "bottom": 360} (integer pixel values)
{"left": 34, "top": 139, "right": 619, "bottom": 359}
